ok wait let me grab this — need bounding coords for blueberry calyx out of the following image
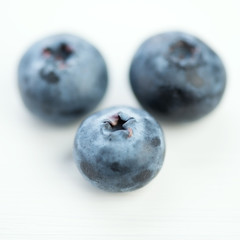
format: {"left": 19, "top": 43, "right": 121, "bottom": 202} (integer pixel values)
{"left": 168, "top": 40, "right": 201, "bottom": 68}
{"left": 102, "top": 112, "right": 135, "bottom": 138}
{"left": 42, "top": 43, "right": 73, "bottom": 61}
{"left": 40, "top": 43, "right": 74, "bottom": 83}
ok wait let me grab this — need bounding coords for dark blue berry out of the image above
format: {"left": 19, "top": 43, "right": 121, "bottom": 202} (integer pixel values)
{"left": 129, "top": 31, "right": 227, "bottom": 122}
{"left": 18, "top": 34, "right": 108, "bottom": 124}
{"left": 74, "top": 106, "right": 165, "bottom": 192}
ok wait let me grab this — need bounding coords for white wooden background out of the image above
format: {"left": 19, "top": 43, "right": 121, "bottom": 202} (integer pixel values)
{"left": 0, "top": 0, "right": 239, "bottom": 239}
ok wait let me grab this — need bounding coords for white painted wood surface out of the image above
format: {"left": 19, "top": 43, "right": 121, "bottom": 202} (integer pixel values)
{"left": 0, "top": 0, "right": 239, "bottom": 239}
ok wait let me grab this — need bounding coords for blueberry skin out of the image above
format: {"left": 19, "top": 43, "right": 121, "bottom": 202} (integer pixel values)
{"left": 18, "top": 34, "right": 108, "bottom": 124}
{"left": 74, "top": 106, "right": 165, "bottom": 192}
{"left": 130, "top": 31, "right": 227, "bottom": 122}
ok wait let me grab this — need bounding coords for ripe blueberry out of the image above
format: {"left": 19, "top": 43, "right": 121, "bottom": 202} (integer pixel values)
{"left": 18, "top": 34, "right": 108, "bottom": 123}
{"left": 129, "top": 31, "right": 227, "bottom": 122}
{"left": 74, "top": 106, "right": 165, "bottom": 192}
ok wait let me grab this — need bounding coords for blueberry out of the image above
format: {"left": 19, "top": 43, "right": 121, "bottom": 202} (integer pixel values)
{"left": 74, "top": 106, "right": 165, "bottom": 192}
{"left": 129, "top": 31, "right": 227, "bottom": 122}
{"left": 18, "top": 34, "right": 108, "bottom": 124}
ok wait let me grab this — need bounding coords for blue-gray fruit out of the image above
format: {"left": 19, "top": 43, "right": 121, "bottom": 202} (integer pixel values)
{"left": 74, "top": 106, "right": 165, "bottom": 192}
{"left": 18, "top": 34, "right": 108, "bottom": 124}
{"left": 130, "top": 31, "right": 227, "bottom": 122}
